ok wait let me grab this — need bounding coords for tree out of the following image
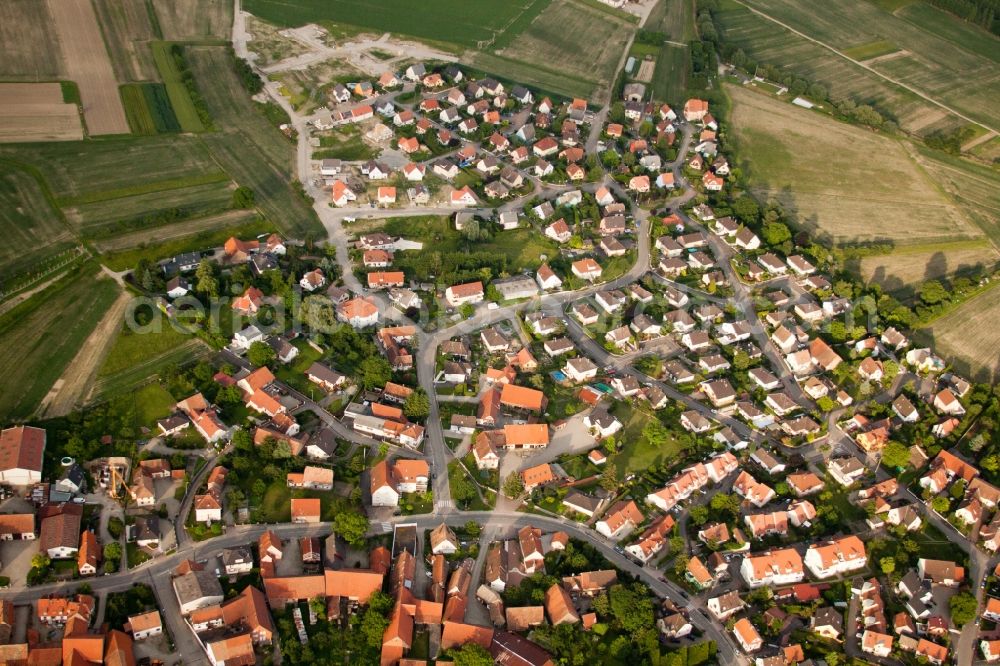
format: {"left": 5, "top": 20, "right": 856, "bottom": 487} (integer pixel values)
{"left": 453, "top": 643, "right": 494, "bottom": 666}
{"left": 643, "top": 418, "right": 671, "bottom": 447}
{"left": 689, "top": 505, "right": 709, "bottom": 525}
{"left": 920, "top": 279, "right": 949, "bottom": 305}
{"left": 403, "top": 388, "right": 430, "bottom": 421}
{"left": 950, "top": 591, "right": 977, "bottom": 627}
{"left": 104, "top": 542, "right": 122, "bottom": 562}
{"left": 502, "top": 471, "right": 524, "bottom": 498}
{"left": 195, "top": 259, "right": 218, "bottom": 297}
{"left": 880, "top": 556, "right": 895, "bottom": 575}
{"left": 450, "top": 463, "right": 476, "bottom": 504}
{"left": 608, "top": 583, "right": 655, "bottom": 636}
{"left": 732, "top": 350, "right": 750, "bottom": 371}
{"left": 600, "top": 465, "right": 619, "bottom": 492}
{"left": 333, "top": 511, "right": 369, "bottom": 546}
{"left": 880, "top": 441, "right": 910, "bottom": 469}
{"left": 931, "top": 495, "right": 951, "bottom": 513}
{"left": 232, "top": 186, "right": 255, "bottom": 209}
{"left": 459, "top": 303, "right": 475, "bottom": 318}
{"left": 31, "top": 553, "right": 50, "bottom": 570}
{"left": 762, "top": 221, "right": 791, "bottom": 247}
{"left": 247, "top": 341, "right": 277, "bottom": 367}
{"left": 357, "top": 356, "right": 392, "bottom": 391}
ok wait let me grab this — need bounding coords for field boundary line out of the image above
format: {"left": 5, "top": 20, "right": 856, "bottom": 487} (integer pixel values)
{"left": 730, "top": 0, "right": 998, "bottom": 135}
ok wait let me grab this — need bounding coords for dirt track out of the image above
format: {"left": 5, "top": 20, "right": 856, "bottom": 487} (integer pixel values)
{"left": 47, "top": 0, "right": 129, "bottom": 135}
{"left": 39, "top": 289, "right": 129, "bottom": 418}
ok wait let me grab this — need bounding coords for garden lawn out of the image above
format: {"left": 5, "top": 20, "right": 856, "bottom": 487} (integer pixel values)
{"left": 273, "top": 339, "right": 324, "bottom": 395}
{"left": 608, "top": 403, "right": 688, "bottom": 476}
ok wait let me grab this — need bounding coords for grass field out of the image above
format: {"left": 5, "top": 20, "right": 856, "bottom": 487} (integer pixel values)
{"left": 92, "top": 338, "right": 211, "bottom": 401}
{"left": 364, "top": 215, "right": 561, "bottom": 280}
{"left": 859, "top": 241, "right": 1000, "bottom": 293}
{"left": 131, "top": 382, "right": 178, "bottom": 427}
{"left": 727, "top": 84, "right": 981, "bottom": 245}
{"left": 921, "top": 282, "right": 1000, "bottom": 381}
{"left": 99, "top": 320, "right": 197, "bottom": 378}
{"left": 92, "top": 0, "right": 159, "bottom": 81}
{"left": 245, "top": 0, "right": 551, "bottom": 48}
{"left": 187, "top": 46, "right": 322, "bottom": 237}
{"left": 313, "top": 126, "right": 379, "bottom": 161}
{"left": 715, "top": 0, "right": 972, "bottom": 136}
{"left": 608, "top": 403, "right": 689, "bottom": 476}
{"left": 0, "top": 265, "right": 119, "bottom": 419}
{"left": 121, "top": 83, "right": 182, "bottom": 135}
{"left": 842, "top": 40, "right": 899, "bottom": 61}
{"left": 0, "top": 0, "right": 63, "bottom": 81}
{"left": 0, "top": 164, "right": 75, "bottom": 282}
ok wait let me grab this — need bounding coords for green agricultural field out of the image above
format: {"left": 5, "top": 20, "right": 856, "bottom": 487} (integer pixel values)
{"left": 727, "top": 84, "right": 981, "bottom": 246}
{"left": 151, "top": 41, "right": 206, "bottom": 132}
{"left": 465, "top": 52, "right": 597, "bottom": 100}
{"left": 186, "top": 46, "right": 322, "bottom": 237}
{"left": 92, "top": 0, "right": 159, "bottom": 81}
{"left": 244, "top": 0, "right": 551, "bottom": 48}
{"left": 0, "top": 164, "right": 76, "bottom": 282}
{"left": 154, "top": 0, "right": 232, "bottom": 41}
{"left": 729, "top": 0, "right": 1000, "bottom": 133}
{"left": 121, "top": 84, "right": 158, "bottom": 135}
{"left": 651, "top": 43, "right": 689, "bottom": 104}
{"left": 70, "top": 179, "right": 235, "bottom": 239}
{"left": 714, "top": 0, "right": 968, "bottom": 135}
{"left": 99, "top": 320, "right": 198, "bottom": 378}
{"left": 488, "top": 0, "right": 634, "bottom": 102}
{"left": 646, "top": 0, "right": 697, "bottom": 42}
{"left": 121, "top": 83, "right": 182, "bottom": 135}
{"left": 0, "top": 265, "right": 119, "bottom": 419}
{"left": 0, "top": 136, "right": 222, "bottom": 203}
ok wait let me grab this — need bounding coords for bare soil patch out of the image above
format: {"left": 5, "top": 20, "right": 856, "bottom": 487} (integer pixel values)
{"left": 860, "top": 244, "right": 1000, "bottom": 290}
{"left": 0, "top": 83, "right": 83, "bottom": 142}
{"left": 0, "top": 0, "right": 63, "bottom": 81}
{"left": 635, "top": 58, "right": 656, "bottom": 83}
{"left": 47, "top": 0, "right": 130, "bottom": 136}
{"left": 924, "top": 283, "right": 1000, "bottom": 380}
{"left": 728, "top": 84, "right": 980, "bottom": 245}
